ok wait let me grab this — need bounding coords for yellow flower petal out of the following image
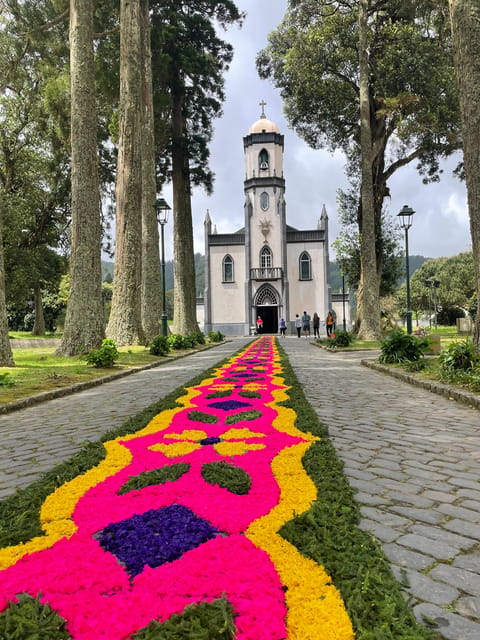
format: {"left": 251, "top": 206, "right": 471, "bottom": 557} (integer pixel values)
{"left": 221, "top": 428, "right": 265, "bottom": 440}
{"left": 163, "top": 429, "right": 207, "bottom": 441}
{"left": 149, "top": 442, "right": 202, "bottom": 457}
{"left": 213, "top": 442, "right": 266, "bottom": 456}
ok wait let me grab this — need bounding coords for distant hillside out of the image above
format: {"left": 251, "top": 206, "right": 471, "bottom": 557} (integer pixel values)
{"left": 102, "top": 254, "right": 205, "bottom": 295}
{"left": 328, "top": 255, "right": 430, "bottom": 292}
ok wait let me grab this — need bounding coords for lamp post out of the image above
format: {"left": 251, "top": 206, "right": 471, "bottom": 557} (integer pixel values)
{"left": 155, "top": 197, "right": 171, "bottom": 337}
{"left": 397, "top": 204, "right": 415, "bottom": 334}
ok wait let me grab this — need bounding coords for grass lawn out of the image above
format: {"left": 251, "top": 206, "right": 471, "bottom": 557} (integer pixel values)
{"left": 0, "top": 345, "right": 195, "bottom": 405}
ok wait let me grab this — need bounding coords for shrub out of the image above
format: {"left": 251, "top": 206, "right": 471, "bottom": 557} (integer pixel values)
{"left": 439, "top": 339, "right": 479, "bottom": 377}
{"left": 208, "top": 330, "right": 224, "bottom": 343}
{"left": 378, "top": 330, "right": 429, "bottom": 364}
{"left": 149, "top": 335, "right": 170, "bottom": 356}
{"left": 85, "top": 339, "right": 119, "bottom": 368}
{"left": 193, "top": 331, "right": 206, "bottom": 345}
{"left": 183, "top": 334, "right": 197, "bottom": 349}
{"left": 167, "top": 333, "right": 186, "bottom": 350}
{"left": 328, "top": 330, "right": 354, "bottom": 348}
{"left": 0, "top": 372, "right": 14, "bottom": 387}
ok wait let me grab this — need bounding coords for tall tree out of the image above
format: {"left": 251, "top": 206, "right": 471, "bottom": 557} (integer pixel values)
{"left": 448, "top": 0, "right": 480, "bottom": 347}
{"left": 357, "top": 0, "right": 381, "bottom": 338}
{"left": 151, "top": 0, "right": 243, "bottom": 335}
{"left": 257, "top": 0, "right": 460, "bottom": 333}
{"left": 139, "top": 0, "right": 163, "bottom": 342}
{"left": 58, "top": 0, "right": 104, "bottom": 354}
{"left": 106, "top": 0, "right": 145, "bottom": 345}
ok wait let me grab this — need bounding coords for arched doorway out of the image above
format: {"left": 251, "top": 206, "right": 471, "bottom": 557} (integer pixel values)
{"left": 254, "top": 285, "right": 279, "bottom": 333}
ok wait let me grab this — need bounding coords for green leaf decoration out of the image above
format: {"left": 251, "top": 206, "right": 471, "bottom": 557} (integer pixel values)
{"left": 0, "top": 594, "right": 71, "bottom": 639}
{"left": 131, "top": 596, "right": 236, "bottom": 639}
{"left": 224, "top": 410, "right": 262, "bottom": 425}
{"left": 118, "top": 463, "right": 190, "bottom": 495}
{"left": 187, "top": 410, "right": 218, "bottom": 424}
{"left": 201, "top": 461, "right": 252, "bottom": 495}
{"left": 205, "top": 390, "right": 232, "bottom": 399}
{"left": 238, "top": 390, "right": 261, "bottom": 399}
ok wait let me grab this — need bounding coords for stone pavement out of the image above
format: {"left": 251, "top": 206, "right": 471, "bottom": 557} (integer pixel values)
{"left": 281, "top": 337, "right": 480, "bottom": 640}
{"left": 1, "top": 335, "right": 480, "bottom": 639}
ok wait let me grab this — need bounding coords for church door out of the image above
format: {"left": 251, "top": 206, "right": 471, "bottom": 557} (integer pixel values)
{"left": 256, "top": 305, "right": 278, "bottom": 333}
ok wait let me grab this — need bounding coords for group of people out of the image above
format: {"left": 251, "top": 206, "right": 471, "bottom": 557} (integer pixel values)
{"left": 256, "top": 310, "right": 336, "bottom": 338}
{"left": 294, "top": 310, "right": 337, "bottom": 338}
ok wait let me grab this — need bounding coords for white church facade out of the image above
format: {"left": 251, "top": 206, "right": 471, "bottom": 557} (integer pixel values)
{"left": 203, "top": 108, "right": 332, "bottom": 336}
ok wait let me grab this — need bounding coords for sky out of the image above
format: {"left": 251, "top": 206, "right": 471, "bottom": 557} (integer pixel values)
{"left": 161, "top": 0, "right": 472, "bottom": 262}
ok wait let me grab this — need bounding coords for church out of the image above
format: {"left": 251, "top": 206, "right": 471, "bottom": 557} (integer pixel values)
{"left": 203, "top": 105, "right": 332, "bottom": 336}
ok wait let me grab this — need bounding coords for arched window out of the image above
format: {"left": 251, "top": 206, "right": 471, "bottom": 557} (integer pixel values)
{"left": 259, "top": 148, "right": 269, "bottom": 171}
{"left": 222, "top": 254, "right": 234, "bottom": 282}
{"left": 299, "top": 252, "right": 312, "bottom": 280}
{"left": 260, "top": 246, "right": 273, "bottom": 269}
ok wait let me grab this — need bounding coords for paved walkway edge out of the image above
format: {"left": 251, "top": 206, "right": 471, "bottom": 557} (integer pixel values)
{"left": 362, "top": 359, "right": 480, "bottom": 411}
{"left": 0, "top": 341, "right": 231, "bottom": 416}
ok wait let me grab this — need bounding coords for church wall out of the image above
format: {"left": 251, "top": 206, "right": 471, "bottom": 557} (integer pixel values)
{"left": 287, "top": 242, "right": 328, "bottom": 328}
{"left": 209, "top": 244, "right": 246, "bottom": 334}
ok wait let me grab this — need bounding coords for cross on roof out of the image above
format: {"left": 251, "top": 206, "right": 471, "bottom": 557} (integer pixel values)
{"left": 259, "top": 99, "right": 267, "bottom": 118}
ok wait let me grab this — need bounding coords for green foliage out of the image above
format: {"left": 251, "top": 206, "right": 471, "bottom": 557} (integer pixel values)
{"left": 132, "top": 597, "right": 236, "bottom": 640}
{"left": 201, "top": 461, "right": 251, "bottom": 495}
{"left": 208, "top": 330, "right": 224, "bottom": 343}
{"left": 439, "top": 339, "right": 479, "bottom": 377}
{"left": 182, "top": 334, "right": 197, "bottom": 349}
{"left": 167, "top": 333, "right": 186, "bottom": 350}
{"left": 225, "top": 409, "right": 262, "bottom": 425}
{"left": 188, "top": 410, "right": 218, "bottom": 424}
{"left": 118, "top": 463, "right": 190, "bottom": 495}
{"left": 238, "top": 390, "right": 261, "bottom": 399}
{"left": 0, "top": 594, "right": 70, "bottom": 640}
{"left": 0, "top": 372, "right": 15, "bottom": 388}
{"left": 149, "top": 335, "right": 170, "bottom": 356}
{"left": 379, "top": 330, "right": 429, "bottom": 364}
{"left": 205, "top": 390, "right": 232, "bottom": 399}
{"left": 328, "top": 330, "right": 354, "bottom": 347}
{"left": 192, "top": 331, "right": 206, "bottom": 345}
{"left": 85, "top": 339, "right": 119, "bottom": 368}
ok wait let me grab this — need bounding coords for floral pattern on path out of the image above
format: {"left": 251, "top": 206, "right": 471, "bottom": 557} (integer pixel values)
{"left": 0, "top": 337, "right": 354, "bottom": 640}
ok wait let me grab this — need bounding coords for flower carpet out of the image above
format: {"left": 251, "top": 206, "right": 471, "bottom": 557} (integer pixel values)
{"left": 0, "top": 337, "right": 355, "bottom": 639}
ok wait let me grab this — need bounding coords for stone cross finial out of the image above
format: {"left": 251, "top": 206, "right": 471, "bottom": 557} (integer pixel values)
{"left": 259, "top": 99, "right": 267, "bottom": 118}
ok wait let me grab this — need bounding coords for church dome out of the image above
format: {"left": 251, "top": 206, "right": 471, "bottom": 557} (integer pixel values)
{"left": 248, "top": 116, "right": 280, "bottom": 135}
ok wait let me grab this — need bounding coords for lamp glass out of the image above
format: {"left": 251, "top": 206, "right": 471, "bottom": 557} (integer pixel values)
{"left": 397, "top": 204, "right": 415, "bottom": 230}
{"left": 155, "top": 198, "right": 171, "bottom": 224}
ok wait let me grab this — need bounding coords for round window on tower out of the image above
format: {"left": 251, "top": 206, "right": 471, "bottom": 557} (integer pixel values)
{"left": 260, "top": 191, "right": 269, "bottom": 211}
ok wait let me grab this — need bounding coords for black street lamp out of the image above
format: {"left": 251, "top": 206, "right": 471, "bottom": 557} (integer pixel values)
{"left": 341, "top": 271, "right": 347, "bottom": 332}
{"left": 155, "top": 197, "right": 171, "bottom": 337}
{"left": 397, "top": 204, "right": 415, "bottom": 334}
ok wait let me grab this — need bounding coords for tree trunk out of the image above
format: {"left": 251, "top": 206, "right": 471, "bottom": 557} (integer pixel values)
{"left": 32, "top": 285, "right": 46, "bottom": 336}
{"left": 357, "top": 0, "right": 382, "bottom": 340}
{"left": 57, "top": 0, "right": 104, "bottom": 355}
{"left": 171, "top": 65, "right": 198, "bottom": 335}
{"left": 139, "top": 0, "right": 163, "bottom": 342}
{"left": 449, "top": 0, "right": 480, "bottom": 348}
{"left": 106, "top": 0, "right": 145, "bottom": 346}
{"left": 0, "top": 194, "right": 14, "bottom": 366}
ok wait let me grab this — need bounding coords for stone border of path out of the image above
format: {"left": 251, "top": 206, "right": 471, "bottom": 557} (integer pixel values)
{"left": 362, "top": 358, "right": 480, "bottom": 411}
{"left": 0, "top": 341, "right": 228, "bottom": 416}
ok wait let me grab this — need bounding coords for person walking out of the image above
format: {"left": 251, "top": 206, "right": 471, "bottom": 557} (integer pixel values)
{"left": 294, "top": 314, "right": 302, "bottom": 338}
{"left": 279, "top": 317, "right": 286, "bottom": 338}
{"left": 256, "top": 316, "right": 263, "bottom": 333}
{"left": 313, "top": 312, "right": 320, "bottom": 338}
{"left": 326, "top": 310, "right": 334, "bottom": 337}
{"left": 302, "top": 311, "right": 311, "bottom": 337}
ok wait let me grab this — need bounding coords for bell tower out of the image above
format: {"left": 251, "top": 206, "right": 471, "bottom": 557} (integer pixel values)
{"left": 243, "top": 102, "right": 288, "bottom": 332}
